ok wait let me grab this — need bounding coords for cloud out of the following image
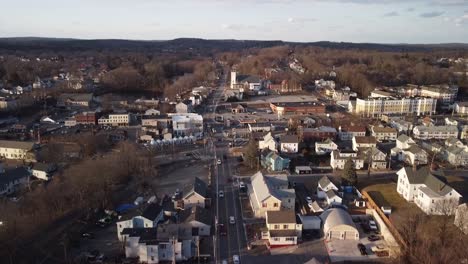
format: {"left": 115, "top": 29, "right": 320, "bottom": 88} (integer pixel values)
{"left": 420, "top": 11, "right": 445, "bottom": 18}
{"left": 384, "top": 11, "right": 399, "bottom": 17}
{"left": 454, "top": 13, "right": 468, "bottom": 25}
{"left": 287, "top": 17, "right": 317, "bottom": 24}
{"left": 407, "top": 7, "right": 415, "bottom": 12}
{"left": 221, "top": 24, "right": 256, "bottom": 31}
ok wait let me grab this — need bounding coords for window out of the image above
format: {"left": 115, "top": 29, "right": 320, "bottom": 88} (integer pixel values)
{"left": 274, "top": 225, "right": 280, "bottom": 229}
{"left": 283, "top": 225, "right": 288, "bottom": 229}
{"left": 273, "top": 203, "right": 278, "bottom": 207}
{"left": 285, "top": 237, "right": 295, "bottom": 241}
{"left": 262, "top": 203, "right": 267, "bottom": 208}
{"left": 151, "top": 257, "right": 155, "bottom": 261}
{"left": 432, "top": 199, "right": 434, "bottom": 203}
{"left": 273, "top": 238, "right": 280, "bottom": 241}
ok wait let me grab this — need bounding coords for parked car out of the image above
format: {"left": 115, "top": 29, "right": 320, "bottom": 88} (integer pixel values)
{"left": 233, "top": 255, "right": 240, "bottom": 264}
{"left": 217, "top": 159, "right": 222, "bottom": 165}
{"left": 219, "top": 190, "right": 224, "bottom": 198}
{"left": 229, "top": 216, "right": 236, "bottom": 224}
{"left": 357, "top": 243, "right": 367, "bottom": 256}
{"left": 82, "top": 232, "right": 95, "bottom": 239}
{"left": 369, "top": 220, "right": 378, "bottom": 231}
{"left": 367, "top": 235, "right": 381, "bottom": 242}
{"left": 239, "top": 182, "right": 246, "bottom": 190}
{"left": 306, "top": 196, "right": 313, "bottom": 203}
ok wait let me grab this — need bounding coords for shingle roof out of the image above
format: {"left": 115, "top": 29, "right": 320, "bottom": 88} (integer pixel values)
{"left": 354, "top": 136, "right": 377, "bottom": 144}
{"left": 402, "top": 166, "right": 453, "bottom": 196}
{"left": 266, "top": 210, "right": 296, "bottom": 224}
{"left": 0, "top": 140, "right": 35, "bottom": 150}
{"left": 318, "top": 176, "right": 332, "bottom": 189}
{"left": 281, "top": 135, "right": 299, "bottom": 144}
{"left": 179, "top": 206, "right": 212, "bottom": 226}
{"left": 141, "top": 203, "right": 163, "bottom": 221}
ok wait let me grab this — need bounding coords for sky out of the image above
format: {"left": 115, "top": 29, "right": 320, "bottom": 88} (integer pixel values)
{"left": 1, "top": 0, "right": 468, "bottom": 43}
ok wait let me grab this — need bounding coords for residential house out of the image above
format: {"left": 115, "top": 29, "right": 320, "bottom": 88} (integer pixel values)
{"left": 182, "top": 177, "right": 208, "bottom": 209}
{"left": 352, "top": 136, "right": 377, "bottom": 151}
{"left": 263, "top": 210, "right": 302, "bottom": 247}
{"left": 145, "top": 109, "right": 161, "bottom": 116}
{"left": 261, "top": 151, "right": 290, "bottom": 172}
{"left": 370, "top": 126, "right": 397, "bottom": 142}
{"left": 389, "top": 118, "right": 414, "bottom": 134}
{"left": 337, "top": 126, "right": 366, "bottom": 141}
{"left": 445, "top": 137, "right": 463, "bottom": 148}
{"left": 248, "top": 172, "right": 295, "bottom": 218}
{"left": 443, "top": 145, "right": 468, "bottom": 166}
{"left": 230, "top": 71, "right": 262, "bottom": 91}
{"left": 330, "top": 150, "right": 364, "bottom": 170}
{"left": 0, "top": 166, "right": 31, "bottom": 196}
{"left": 317, "top": 176, "right": 339, "bottom": 200}
{"left": 0, "top": 140, "right": 36, "bottom": 160}
{"left": 413, "top": 125, "right": 459, "bottom": 140}
{"left": 176, "top": 102, "right": 192, "bottom": 113}
{"left": 31, "top": 163, "right": 56, "bottom": 181}
{"left": 454, "top": 204, "right": 468, "bottom": 234}
{"left": 326, "top": 189, "right": 343, "bottom": 206}
{"left": 396, "top": 134, "right": 415, "bottom": 150}
{"left": 315, "top": 138, "right": 338, "bottom": 155}
{"left": 179, "top": 206, "right": 212, "bottom": 236}
{"left": 117, "top": 203, "right": 164, "bottom": 241}
{"left": 57, "top": 93, "right": 94, "bottom": 108}
{"left": 455, "top": 101, "right": 468, "bottom": 116}
{"left": 258, "top": 132, "right": 278, "bottom": 152}
{"left": 392, "top": 135, "right": 428, "bottom": 166}
{"left": 396, "top": 167, "right": 462, "bottom": 215}
{"left": 280, "top": 135, "right": 299, "bottom": 153}
{"left": 363, "top": 147, "right": 388, "bottom": 169}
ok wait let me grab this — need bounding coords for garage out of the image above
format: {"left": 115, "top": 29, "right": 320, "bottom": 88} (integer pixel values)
{"left": 320, "top": 208, "right": 359, "bottom": 241}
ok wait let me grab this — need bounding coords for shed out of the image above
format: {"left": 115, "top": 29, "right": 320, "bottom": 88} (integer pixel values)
{"left": 320, "top": 208, "right": 359, "bottom": 240}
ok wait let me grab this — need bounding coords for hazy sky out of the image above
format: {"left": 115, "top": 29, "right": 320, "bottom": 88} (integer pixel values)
{"left": 1, "top": 0, "right": 468, "bottom": 43}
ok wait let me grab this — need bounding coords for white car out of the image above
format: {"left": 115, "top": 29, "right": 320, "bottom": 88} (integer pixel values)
{"left": 369, "top": 220, "right": 378, "bottom": 230}
{"left": 233, "top": 255, "right": 240, "bottom": 264}
{"left": 219, "top": 190, "right": 224, "bottom": 198}
{"left": 239, "top": 182, "right": 246, "bottom": 189}
{"left": 306, "top": 196, "right": 313, "bottom": 203}
{"left": 217, "top": 159, "right": 222, "bottom": 165}
{"left": 229, "top": 216, "right": 236, "bottom": 224}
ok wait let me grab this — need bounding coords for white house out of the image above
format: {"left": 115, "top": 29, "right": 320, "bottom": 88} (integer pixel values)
{"left": 248, "top": 172, "right": 295, "bottom": 218}
{"left": 31, "top": 163, "right": 56, "bottom": 181}
{"left": 263, "top": 210, "right": 302, "bottom": 247}
{"left": 413, "top": 125, "right": 459, "bottom": 140}
{"left": 326, "top": 189, "right": 343, "bottom": 206}
{"left": 170, "top": 113, "right": 204, "bottom": 138}
{"left": 317, "top": 176, "right": 338, "bottom": 199}
{"left": 315, "top": 138, "right": 338, "bottom": 155}
{"left": 370, "top": 126, "right": 397, "bottom": 142}
{"left": 280, "top": 135, "right": 299, "bottom": 153}
{"left": 330, "top": 150, "right": 364, "bottom": 170}
{"left": 117, "top": 203, "right": 164, "bottom": 241}
{"left": 176, "top": 102, "right": 192, "bottom": 113}
{"left": 182, "top": 177, "right": 208, "bottom": 209}
{"left": 352, "top": 136, "right": 377, "bottom": 151}
{"left": 258, "top": 132, "right": 278, "bottom": 152}
{"left": 338, "top": 126, "right": 366, "bottom": 141}
{"left": 396, "top": 167, "right": 462, "bottom": 215}
{"left": 363, "top": 147, "right": 388, "bottom": 170}
{"left": 179, "top": 206, "right": 212, "bottom": 236}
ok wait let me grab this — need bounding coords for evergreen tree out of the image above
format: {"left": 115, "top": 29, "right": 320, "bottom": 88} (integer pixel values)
{"left": 342, "top": 158, "right": 357, "bottom": 186}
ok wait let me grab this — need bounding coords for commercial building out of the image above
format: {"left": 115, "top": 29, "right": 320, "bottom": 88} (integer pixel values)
{"left": 75, "top": 111, "right": 98, "bottom": 125}
{"left": 270, "top": 102, "right": 325, "bottom": 116}
{"left": 98, "top": 113, "right": 131, "bottom": 126}
{"left": 170, "top": 113, "right": 203, "bottom": 138}
{"left": 351, "top": 96, "right": 437, "bottom": 117}
{"left": 0, "top": 140, "right": 35, "bottom": 160}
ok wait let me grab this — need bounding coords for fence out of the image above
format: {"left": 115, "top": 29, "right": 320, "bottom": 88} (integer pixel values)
{"left": 362, "top": 190, "right": 407, "bottom": 250}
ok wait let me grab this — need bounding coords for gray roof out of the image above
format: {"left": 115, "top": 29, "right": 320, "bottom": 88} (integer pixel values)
{"left": 266, "top": 210, "right": 296, "bottom": 224}
{"left": 32, "top": 163, "right": 56, "bottom": 172}
{"left": 184, "top": 177, "right": 208, "bottom": 199}
{"left": 141, "top": 203, "right": 163, "bottom": 221}
{"left": 326, "top": 189, "right": 340, "bottom": 199}
{"left": 402, "top": 166, "right": 453, "bottom": 196}
{"left": 318, "top": 176, "right": 332, "bottom": 189}
{"left": 0, "top": 140, "right": 35, "bottom": 150}
{"left": 179, "top": 206, "right": 212, "bottom": 226}
{"left": 320, "top": 208, "right": 358, "bottom": 235}
{"left": 397, "top": 134, "right": 411, "bottom": 143}
{"left": 0, "top": 167, "right": 31, "bottom": 187}
{"left": 281, "top": 135, "right": 299, "bottom": 144}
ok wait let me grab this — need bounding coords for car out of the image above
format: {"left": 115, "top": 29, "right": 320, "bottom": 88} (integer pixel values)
{"left": 239, "top": 182, "right": 246, "bottom": 190}
{"left": 229, "top": 216, "right": 236, "bottom": 224}
{"left": 217, "top": 159, "right": 222, "bottom": 165}
{"left": 369, "top": 220, "right": 378, "bottom": 230}
{"left": 233, "top": 255, "right": 240, "bottom": 264}
{"left": 357, "top": 243, "right": 367, "bottom": 256}
{"left": 306, "top": 196, "right": 313, "bottom": 203}
{"left": 367, "top": 234, "right": 381, "bottom": 242}
{"left": 219, "top": 190, "right": 224, "bottom": 198}
{"left": 82, "top": 232, "right": 95, "bottom": 239}
{"left": 218, "top": 224, "right": 227, "bottom": 236}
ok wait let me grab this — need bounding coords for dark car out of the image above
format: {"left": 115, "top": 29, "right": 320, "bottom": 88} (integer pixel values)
{"left": 357, "top": 243, "right": 367, "bottom": 255}
{"left": 82, "top": 232, "right": 95, "bottom": 239}
{"left": 218, "top": 224, "right": 227, "bottom": 236}
{"left": 368, "top": 235, "right": 381, "bottom": 242}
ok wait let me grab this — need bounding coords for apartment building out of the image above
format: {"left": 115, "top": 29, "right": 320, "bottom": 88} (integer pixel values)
{"left": 351, "top": 96, "right": 437, "bottom": 117}
{"left": 337, "top": 126, "right": 366, "bottom": 141}
{"left": 0, "top": 140, "right": 35, "bottom": 160}
{"left": 98, "top": 113, "right": 130, "bottom": 126}
{"left": 413, "top": 125, "right": 459, "bottom": 140}
{"left": 370, "top": 126, "right": 398, "bottom": 142}
{"left": 330, "top": 150, "right": 364, "bottom": 170}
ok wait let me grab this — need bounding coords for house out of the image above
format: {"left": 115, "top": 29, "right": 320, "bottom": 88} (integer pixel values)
{"left": 170, "top": 113, "right": 204, "bottom": 138}
{"left": 413, "top": 125, "right": 459, "bottom": 140}
{"left": 0, "top": 140, "right": 36, "bottom": 160}
{"left": 176, "top": 102, "right": 192, "bottom": 113}
{"left": 320, "top": 208, "right": 359, "bottom": 240}
{"left": 455, "top": 101, "right": 468, "bottom": 115}
{"left": 280, "top": 135, "right": 299, "bottom": 153}
{"left": 0, "top": 166, "right": 31, "bottom": 196}
{"left": 326, "top": 189, "right": 343, "bottom": 206}
{"left": 443, "top": 145, "right": 468, "bottom": 166}
{"left": 396, "top": 134, "right": 415, "bottom": 150}
{"left": 330, "top": 150, "right": 364, "bottom": 170}
{"left": 31, "top": 163, "right": 56, "bottom": 181}
{"left": 182, "top": 177, "right": 208, "bottom": 209}
{"left": 454, "top": 203, "right": 468, "bottom": 234}
{"left": 117, "top": 203, "right": 164, "bottom": 241}
{"left": 389, "top": 118, "right": 414, "bottom": 134}
{"left": 263, "top": 210, "right": 302, "bottom": 247}
{"left": 248, "top": 172, "right": 295, "bottom": 218}
{"left": 120, "top": 228, "right": 159, "bottom": 260}
{"left": 145, "top": 109, "right": 161, "bottom": 116}
{"left": 396, "top": 166, "right": 462, "bottom": 215}
{"left": 337, "top": 126, "right": 366, "bottom": 141}
{"left": 402, "top": 145, "right": 428, "bottom": 166}
{"left": 57, "top": 93, "right": 94, "bottom": 108}
{"left": 317, "top": 176, "right": 339, "bottom": 199}
{"left": 363, "top": 147, "right": 388, "bottom": 170}
{"left": 179, "top": 206, "right": 212, "bottom": 236}
{"left": 230, "top": 71, "right": 262, "bottom": 91}
{"left": 261, "top": 151, "right": 290, "bottom": 172}
{"left": 258, "top": 132, "right": 278, "bottom": 152}
{"left": 370, "top": 126, "right": 397, "bottom": 142}
{"left": 445, "top": 137, "right": 463, "bottom": 148}
{"left": 315, "top": 138, "right": 338, "bottom": 155}
{"left": 352, "top": 136, "right": 377, "bottom": 151}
